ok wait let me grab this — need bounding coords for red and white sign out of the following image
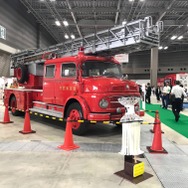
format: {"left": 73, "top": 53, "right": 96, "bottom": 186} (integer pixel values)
{"left": 114, "top": 53, "right": 129, "bottom": 63}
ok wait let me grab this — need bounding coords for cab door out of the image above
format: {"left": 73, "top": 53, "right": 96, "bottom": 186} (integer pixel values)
{"left": 55, "top": 62, "right": 78, "bottom": 105}
{"left": 43, "top": 64, "right": 56, "bottom": 103}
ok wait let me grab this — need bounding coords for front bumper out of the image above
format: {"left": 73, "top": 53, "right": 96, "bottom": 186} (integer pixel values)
{"left": 87, "top": 112, "right": 123, "bottom": 121}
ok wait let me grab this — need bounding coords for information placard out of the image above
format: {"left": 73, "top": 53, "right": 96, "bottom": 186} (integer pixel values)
{"left": 0, "top": 25, "right": 6, "bottom": 40}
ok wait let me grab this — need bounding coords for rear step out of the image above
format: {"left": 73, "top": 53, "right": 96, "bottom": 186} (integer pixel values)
{"left": 29, "top": 107, "right": 63, "bottom": 118}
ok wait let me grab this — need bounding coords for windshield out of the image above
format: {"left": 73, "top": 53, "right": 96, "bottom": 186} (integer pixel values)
{"left": 82, "top": 60, "right": 122, "bottom": 78}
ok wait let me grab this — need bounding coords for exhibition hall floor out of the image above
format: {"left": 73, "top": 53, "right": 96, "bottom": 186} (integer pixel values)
{"left": 0, "top": 96, "right": 187, "bottom": 188}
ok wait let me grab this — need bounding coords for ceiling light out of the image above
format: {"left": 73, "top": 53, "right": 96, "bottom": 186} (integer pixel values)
{"left": 63, "top": 20, "right": 69, "bottom": 27}
{"left": 177, "top": 35, "right": 183, "bottom": 40}
{"left": 170, "top": 35, "right": 177, "bottom": 40}
{"left": 70, "top": 34, "right": 75, "bottom": 39}
{"left": 129, "top": 0, "right": 134, "bottom": 2}
{"left": 140, "top": 0, "right": 145, "bottom": 1}
{"left": 164, "top": 46, "right": 168, "bottom": 50}
{"left": 55, "top": 20, "right": 61, "bottom": 26}
{"left": 158, "top": 46, "right": 163, "bottom": 50}
{"left": 64, "top": 34, "right": 69, "bottom": 39}
{"left": 50, "top": 0, "right": 56, "bottom": 2}
{"left": 122, "top": 19, "right": 127, "bottom": 25}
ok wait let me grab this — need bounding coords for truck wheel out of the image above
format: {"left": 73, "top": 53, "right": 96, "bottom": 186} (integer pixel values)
{"left": 115, "top": 122, "right": 122, "bottom": 128}
{"left": 66, "top": 103, "right": 88, "bottom": 136}
{"left": 16, "top": 65, "right": 28, "bottom": 83}
{"left": 10, "top": 96, "right": 20, "bottom": 116}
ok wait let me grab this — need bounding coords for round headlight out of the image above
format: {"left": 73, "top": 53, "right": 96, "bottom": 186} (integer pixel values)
{"left": 99, "top": 99, "right": 109, "bottom": 108}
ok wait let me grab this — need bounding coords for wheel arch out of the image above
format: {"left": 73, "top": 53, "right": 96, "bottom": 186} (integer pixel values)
{"left": 64, "top": 97, "right": 90, "bottom": 119}
{"left": 8, "top": 94, "right": 16, "bottom": 107}
{"left": 8, "top": 94, "right": 21, "bottom": 116}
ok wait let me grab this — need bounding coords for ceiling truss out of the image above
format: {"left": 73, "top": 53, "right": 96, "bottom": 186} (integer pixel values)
{"left": 20, "top": 0, "right": 188, "bottom": 52}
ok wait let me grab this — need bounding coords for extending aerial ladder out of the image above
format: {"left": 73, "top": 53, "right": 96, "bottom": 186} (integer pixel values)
{"left": 11, "top": 16, "right": 163, "bottom": 68}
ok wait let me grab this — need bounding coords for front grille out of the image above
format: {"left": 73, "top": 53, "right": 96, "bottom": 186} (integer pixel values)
{"left": 108, "top": 96, "right": 124, "bottom": 108}
{"left": 108, "top": 95, "right": 139, "bottom": 108}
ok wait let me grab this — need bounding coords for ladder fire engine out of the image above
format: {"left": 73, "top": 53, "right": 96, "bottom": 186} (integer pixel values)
{"left": 4, "top": 17, "right": 162, "bottom": 135}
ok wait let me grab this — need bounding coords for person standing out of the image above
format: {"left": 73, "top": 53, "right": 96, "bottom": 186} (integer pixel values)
{"left": 155, "top": 84, "right": 161, "bottom": 102}
{"left": 161, "top": 82, "right": 171, "bottom": 109}
{"left": 180, "top": 84, "right": 185, "bottom": 111}
{"left": 171, "top": 80, "right": 187, "bottom": 122}
{"left": 145, "top": 83, "right": 151, "bottom": 104}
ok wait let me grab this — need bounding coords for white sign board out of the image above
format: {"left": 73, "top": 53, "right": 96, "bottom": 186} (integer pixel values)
{"left": 114, "top": 53, "right": 129, "bottom": 63}
{"left": 141, "top": 84, "right": 146, "bottom": 110}
{"left": 0, "top": 25, "right": 6, "bottom": 40}
{"left": 176, "top": 73, "right": 188, "bottom": 91}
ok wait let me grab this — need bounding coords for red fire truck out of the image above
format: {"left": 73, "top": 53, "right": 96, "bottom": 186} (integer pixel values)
{"left": 158, "top": 73, "right": 188, "bottom": 90}
{"left": 4, "top": 17, "right": 162, "bottom": 135}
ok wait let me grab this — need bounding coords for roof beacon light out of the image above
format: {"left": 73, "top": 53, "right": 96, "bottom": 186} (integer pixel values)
{"left": 79, "top": 47, "right": 84, "bottom": 51}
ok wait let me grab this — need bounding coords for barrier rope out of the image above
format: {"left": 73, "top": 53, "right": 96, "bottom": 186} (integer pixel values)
{"left": 7, "top": 106, "right": 157, "bottom": 125}
{"left": 144, "top": 110, "right": 156, "bottom": 113}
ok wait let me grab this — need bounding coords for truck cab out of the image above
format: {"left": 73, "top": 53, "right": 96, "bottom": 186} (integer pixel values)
{"left": 41, "top": 50, "right": 140, "bottom": 134}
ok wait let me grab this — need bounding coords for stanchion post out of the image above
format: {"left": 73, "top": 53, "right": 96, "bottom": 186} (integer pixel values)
{"left": 114, "top": 97, "right": 153, "bottom": 184}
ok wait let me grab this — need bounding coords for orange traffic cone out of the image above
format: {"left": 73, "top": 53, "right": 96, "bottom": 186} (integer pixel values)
{"left": 58, "top": 117, "right": 80, "bottom": 151}
{"left": 0, "top": 104, "right": 13, "bottom": 124}
{"left": 147, "top": 118, "right": 167, "bottom": 153}
{"left": 19, "top": 109, "right": 36, "bottom": 134}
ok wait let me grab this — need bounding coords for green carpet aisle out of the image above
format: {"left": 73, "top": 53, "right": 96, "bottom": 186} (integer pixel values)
{"left": 143, "top": 103, "right": 188, "bottom": 138}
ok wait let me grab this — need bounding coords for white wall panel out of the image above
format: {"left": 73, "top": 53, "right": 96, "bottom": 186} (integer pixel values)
{"left": 0, "top": 0, "right": 56, "bottom": 77}
{"left": 0, "top": 51, "right": 11, "bottom": 77}
{"left": 0, "top": 0, "right": 56, "bottom": 51}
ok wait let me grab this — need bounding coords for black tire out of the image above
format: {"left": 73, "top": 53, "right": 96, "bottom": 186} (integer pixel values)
{"left": 115, "top": 122, "right": 122, "bottom": 128}
{"left": 10, "top": 96, "right": 21, "bottom": 116}
{"left": 66, "top": 103, "right": 88, "bottom": 136}
{"left": 16, "top": 65, "right": 28, "bottom": 83}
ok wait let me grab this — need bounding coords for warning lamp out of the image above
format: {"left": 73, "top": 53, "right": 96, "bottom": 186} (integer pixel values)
{"left": 79, "top": 47, "right": 84, "bottom": 51}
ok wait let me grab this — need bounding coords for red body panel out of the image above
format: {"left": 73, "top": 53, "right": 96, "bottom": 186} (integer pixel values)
{"left": 14, "top": 68, "right": 43, "bottom": 89}
{"left": 4, "top": 88, "right": 42, "bottom": 110}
